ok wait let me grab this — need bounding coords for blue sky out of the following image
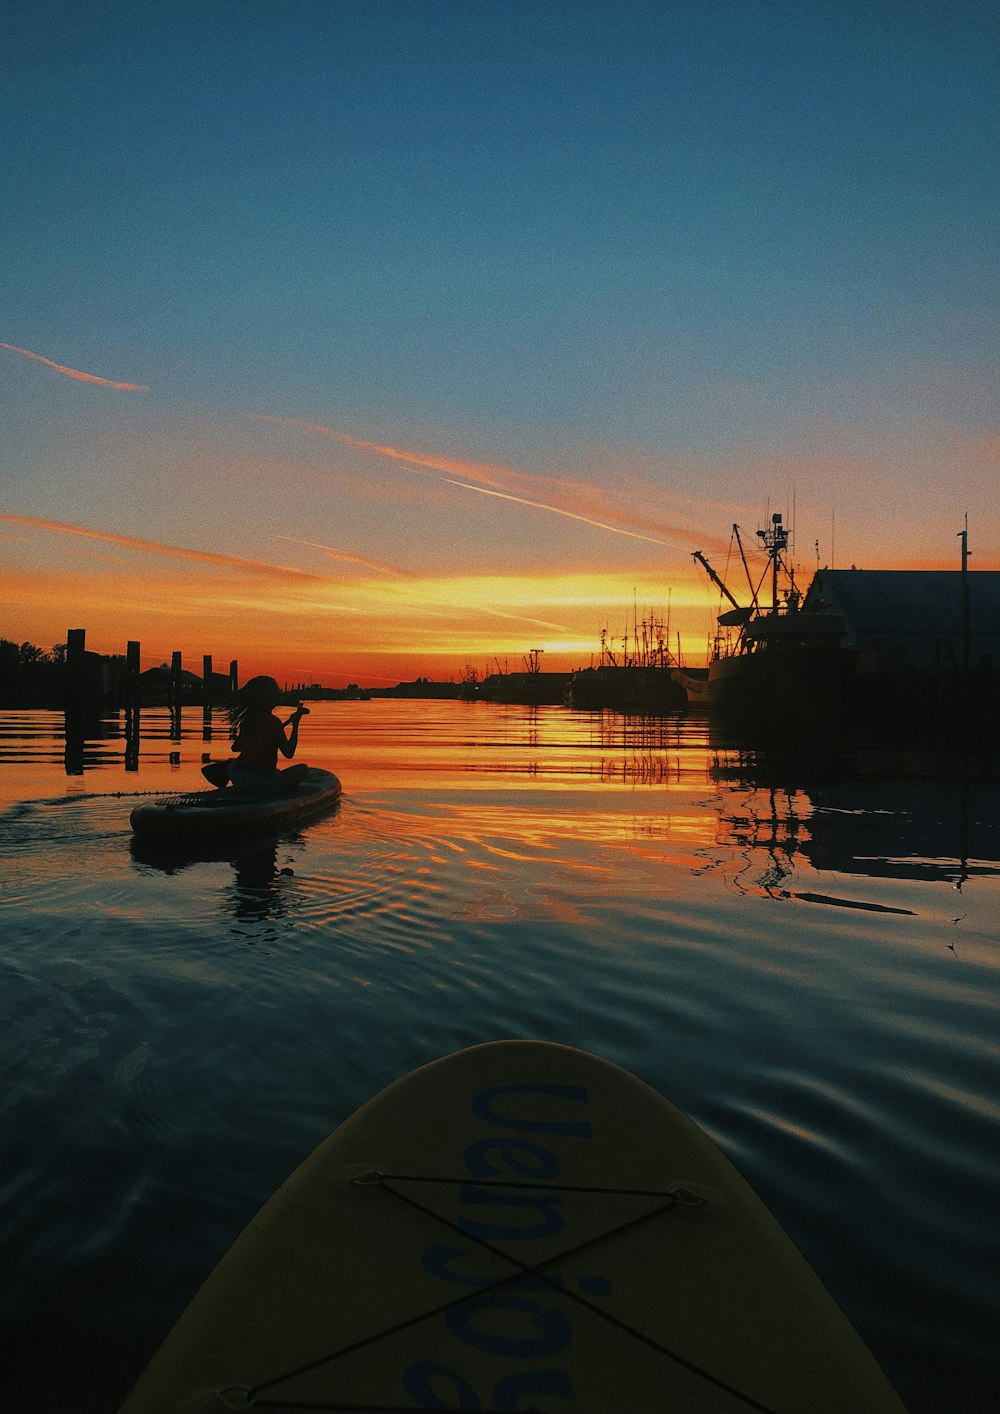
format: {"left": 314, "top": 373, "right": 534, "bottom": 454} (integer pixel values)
{"left": 3, "top": 1, "right": 998, "bottom": 681}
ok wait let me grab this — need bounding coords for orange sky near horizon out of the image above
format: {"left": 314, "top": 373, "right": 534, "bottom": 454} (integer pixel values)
{"left": 3, "top": 510, "right": 718, "bottom": 683}
{"left": 5, "top": 498, "right": 996, "bottom": 688}
{"left": 4, "top": 348, "right": 998, "bottom": 691}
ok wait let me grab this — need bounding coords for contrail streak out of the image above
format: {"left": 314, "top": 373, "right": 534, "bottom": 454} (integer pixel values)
{"left": 276, "top": 535, "right": 409, "bottom": 577}
{"left": 1, "top": 342, "right": 149, "bottom": 391}
{"left": 1, "top": 513, "right": 324, "bottom": 582}
{"left": 441, "top": 478, "right": 677, "bottom": 548}
{"left": 252, "top": 412, "right": 696, "bottom": 549}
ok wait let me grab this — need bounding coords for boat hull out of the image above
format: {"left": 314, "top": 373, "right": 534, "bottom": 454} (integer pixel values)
{"left": 708, "top": 646, "right": 859, "bottom": 738}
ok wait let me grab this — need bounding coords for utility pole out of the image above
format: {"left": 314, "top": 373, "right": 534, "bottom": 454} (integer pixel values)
{"left": 958, "top": 515, "right": 971, "bottom": 672}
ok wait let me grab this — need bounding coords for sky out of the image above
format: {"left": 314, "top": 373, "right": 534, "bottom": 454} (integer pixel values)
{"left": 3, "top": 0, "right": 998, "bottom": 686}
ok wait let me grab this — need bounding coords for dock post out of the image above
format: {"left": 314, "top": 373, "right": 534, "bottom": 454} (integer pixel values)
{"left": 168, "top": 651, "right": 181, "bottom": 708}
{"left": 168, "top": 651, "right": 182, "bottom": 741}
{"left": 65, "top": 628, "right": 87, "bottom": 714}
{"left": 63, "top": 628, "right": 93, "bottom": 773}
{"left": 124, "top": 641, "right": 141, "bottom": 769}
{"left": 959, "top": 523, "right": 971, "bottom": 673}
{"left": 202, "top": 653, "right": 214, "bottom": 738}
{"left": 126, "top": 641, "right": 141, "bottom": 707}
{"left": 229, "top": 659, "right": 239, "bottom": 699}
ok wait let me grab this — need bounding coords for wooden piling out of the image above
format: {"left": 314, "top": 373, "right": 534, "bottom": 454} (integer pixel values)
{"left": 65, "top": 628, "right": 87, "bottom": 713}
{"left": 203, "top": 653, "right": 213, "bottom": 708}
{"left": 168, "top": 651, "right": 182, "bottom": 709}
{"left": 126, "top": 640, "right": 141, "bottom": 707}
{"left": 229, "top": 660, "right": 239, "bottom": 697}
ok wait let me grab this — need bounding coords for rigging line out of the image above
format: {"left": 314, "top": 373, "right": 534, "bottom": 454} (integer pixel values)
{"left": 379, "top": 1180, "right": 785, "bottom": 1414}
{"left": 251, "top": 1187, "right": 683, "bottom": 1398}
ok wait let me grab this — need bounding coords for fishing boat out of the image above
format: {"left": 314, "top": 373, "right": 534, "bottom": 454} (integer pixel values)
{"left": 693, "top": 515, "right": 856, "bottom": 735}
{"left": 480, "top": 649, "right": 572, "bottom": 706}
{"left": 670, "top": 664, "right": 711, "bottom": 706}
{"left": 565, "top": 664, "right": 686, "bottom": 712}
{"left": 695, "top": 515, "right": 1000, "bottom": 742}
{"left": 565, "top": 619, "right": 687, "bottom": 714}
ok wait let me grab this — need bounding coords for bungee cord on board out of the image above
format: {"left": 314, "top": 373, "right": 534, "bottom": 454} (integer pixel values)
{"left": 240, "top": 1169, "right": 790, "bottom": 1414}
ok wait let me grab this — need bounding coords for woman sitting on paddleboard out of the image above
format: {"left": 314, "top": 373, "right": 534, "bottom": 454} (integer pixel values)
{"left": 202, "top": 675, "right": 309, "bottom": 793}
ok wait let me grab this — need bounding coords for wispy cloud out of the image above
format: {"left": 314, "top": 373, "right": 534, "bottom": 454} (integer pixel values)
{"left": 1, "top": 342, "right": 149, "bottom": 391}
{"left": 1, "top": 513, "right": 324, "bottom": 582}
{"left": 252, "top": 412, "right": 718, "bottom": 552}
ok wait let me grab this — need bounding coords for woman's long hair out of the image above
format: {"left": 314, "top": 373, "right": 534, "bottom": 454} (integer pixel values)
{"left": 228, "top": 675, "right": 281, "bottom": 739}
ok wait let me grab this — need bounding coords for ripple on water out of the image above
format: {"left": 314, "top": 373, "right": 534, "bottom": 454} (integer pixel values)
{"left": 1, "top": 711, "right": 998, "bottom": 1414}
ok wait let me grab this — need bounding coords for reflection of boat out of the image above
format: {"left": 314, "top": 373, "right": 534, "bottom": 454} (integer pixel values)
{"left": 131, "top": 830, "right": 282, "bottom": 872}
{"left": 710, "top": 746, "right": 1000, "bottom": 888}
{"left": 130, "top": 832, "right": 297, "bottom": 923}
{"left": 130, "top": 768, "right": 342, "bottom": 841}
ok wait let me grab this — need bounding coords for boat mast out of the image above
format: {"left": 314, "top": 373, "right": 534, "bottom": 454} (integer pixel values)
{"left": 756, "top": 513, "right": 789, "bottom": 613}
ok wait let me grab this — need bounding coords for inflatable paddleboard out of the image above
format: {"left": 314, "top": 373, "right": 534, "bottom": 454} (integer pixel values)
{"left": 118, "top": 1041, "right": 906, "bottom": 1413}
{"left": 129, "top": 768, "right": 342, "bottom": 841}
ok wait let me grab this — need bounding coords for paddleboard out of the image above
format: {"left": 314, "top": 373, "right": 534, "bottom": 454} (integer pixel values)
{"left": 129, "top": 768, "right": 342, "bottom": 841}
{"left": 118, "top": 1040, "right": 906, "bottom": 1413}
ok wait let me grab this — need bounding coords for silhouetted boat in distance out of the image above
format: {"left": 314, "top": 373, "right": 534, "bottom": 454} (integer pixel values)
{"left": 565, "top": 663, "right": 686, "bottom": 712}
{"left": 565, "top": 614, "right": 688, "bottom": 713}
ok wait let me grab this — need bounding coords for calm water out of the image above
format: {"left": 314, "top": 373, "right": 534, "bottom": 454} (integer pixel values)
{"left": 1, "top": 702, "right": 997, "bottom": 1413}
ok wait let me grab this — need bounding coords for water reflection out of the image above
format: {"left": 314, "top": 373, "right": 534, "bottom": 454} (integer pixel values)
{"left": 2, "top": 701, "right": 997, "bottom": 1412}
{"left": 124, "top": 707, "right": 140, "bottom": 772}
{"left": 711, "top": 750, "right": 1000, "bottom": 890}
{"left": 12, "top": 702, "right": 1000, "bottom": 915}
{"left": 129, "top": 833, "right": 294, "bottom": 923}
{"left": 63, "top": 712, "right": 126, "bottom": 775}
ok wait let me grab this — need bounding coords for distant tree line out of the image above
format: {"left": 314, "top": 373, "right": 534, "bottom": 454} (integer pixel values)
{"left": 0, "top": 639, "right": 67, "bottom": 706}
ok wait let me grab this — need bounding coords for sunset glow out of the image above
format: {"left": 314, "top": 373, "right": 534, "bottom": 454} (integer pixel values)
{"left": 4, "top": 4, "right": 997, "bottom": 686}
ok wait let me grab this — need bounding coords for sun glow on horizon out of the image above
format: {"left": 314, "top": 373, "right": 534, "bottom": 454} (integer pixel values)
{"left": 4, "top": 511, "right": 725, "bottom": 683}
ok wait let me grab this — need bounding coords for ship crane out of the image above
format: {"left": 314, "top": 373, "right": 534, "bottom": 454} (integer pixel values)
{"left": 691, "top": 551, "right": 753, "bottom": 627}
